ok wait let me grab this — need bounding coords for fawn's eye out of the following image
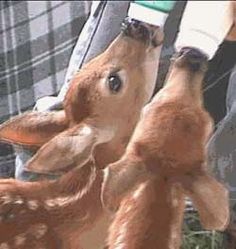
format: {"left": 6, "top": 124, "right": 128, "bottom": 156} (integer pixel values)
{"left": 107, "top": 73, "right": 122, "bottom": 93}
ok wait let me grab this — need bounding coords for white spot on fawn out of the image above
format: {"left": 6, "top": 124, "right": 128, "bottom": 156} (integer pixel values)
{"left": 14, "top": 197, "right": 24, "bottom": 205}
{"left": 14, "top": 235, "right": 26, "bottom": 246}
{"left": 1, "top": 195, "right": 12, "bottom": 204}
{"left": 0, "top": 243, "right": 9, "bottom": 249}
{"left": 44, "top": 197, "right": 72, "bottom": 209}
{"left": 30, "top": 223, "right": 48, "bottom": 239}
{"left": 8, "top": 214, "right": 14, "bottom": 219}
{"left": 132, "top": 183, "right": 146, "bottom": 200}
{"left": 27, "top": 200, "right": 39, "bottom": 210}
{"left": 80, "top": 126, "right": 92, "bottom": 136}
{"left": 171, "top": 232, "right": 178, "bottom": 240}
{"left": 44, "top": 200, "right": 54, "bottom": 209}
{"left": 172, "top": 198, "right": 179, "bottom": 207}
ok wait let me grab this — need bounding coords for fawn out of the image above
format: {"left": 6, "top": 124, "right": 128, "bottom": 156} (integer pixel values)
{"left": 0, "top": 19, "right": 163, "bottom": 249}
{"left": 102, "top": 47, "right": 230, "bottom": 249}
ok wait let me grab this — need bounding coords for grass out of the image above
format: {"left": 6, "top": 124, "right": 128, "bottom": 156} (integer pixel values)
{"left": 103, "top": 201, "right": 227, "bottom": 248}
{"left": 181, "top": 209, "right": 225, "bottom": 249}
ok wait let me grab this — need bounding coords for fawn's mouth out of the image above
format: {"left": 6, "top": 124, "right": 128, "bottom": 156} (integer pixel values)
{"left": 121, "top": 17, "right": 163, "bottom": 48}
{"left": 173, "top": 47, "right": 208, "bottom": 72}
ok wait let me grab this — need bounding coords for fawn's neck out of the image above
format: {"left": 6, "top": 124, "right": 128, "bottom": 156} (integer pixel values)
{"left": 160, "top": 65, "right": 204, "bottom": 108}
{"left": 109, "top": 179, "right": 185, "bottom": 249}
{"left": 21, "top": 161, "right": 104, "bottom": 231}
{"left": 44, "top": 161, "right": 102, "bottom": 209}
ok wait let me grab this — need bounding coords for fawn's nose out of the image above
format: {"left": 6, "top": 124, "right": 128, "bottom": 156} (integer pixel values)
{"left": 121, "top": 17, "right": 163, "bottom": 47}
{"left": 175, "top": 47, "right": 208, "bottom": 72}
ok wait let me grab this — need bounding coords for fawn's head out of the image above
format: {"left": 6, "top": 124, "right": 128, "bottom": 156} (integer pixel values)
{"left": 65, "top": 18, "right": 163, "bottom": 130}
{"left": 159, "top": 47, "right": 208, "bottom": 107}
{"left": 0, "top": 19, "right": 163, "bottom": 175}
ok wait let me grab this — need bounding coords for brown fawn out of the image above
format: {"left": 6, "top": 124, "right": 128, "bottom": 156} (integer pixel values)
{"left": 0, "top": 19, "right": 163, "bottom": 249}
{"left": 102, "top": 47, "right": 230, "bottom": 249}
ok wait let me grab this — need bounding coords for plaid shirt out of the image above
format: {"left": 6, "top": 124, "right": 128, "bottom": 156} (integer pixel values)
{"left": 0, "top": 1, "right": 90, "bottom": 177}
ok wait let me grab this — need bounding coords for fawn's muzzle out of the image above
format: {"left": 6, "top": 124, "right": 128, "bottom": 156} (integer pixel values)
{"left": 121, "top": 17, "right": 163, "bottom": 47}
{"left": 174, "top": 47, "right": 208, "bottom": 72}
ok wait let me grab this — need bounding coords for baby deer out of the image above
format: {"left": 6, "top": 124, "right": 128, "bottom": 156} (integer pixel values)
{"left": 102, "top": 48, "right": 230, "bottom": 249}
{"left": 0, "top": 19, "right": 163, "bottom": 249}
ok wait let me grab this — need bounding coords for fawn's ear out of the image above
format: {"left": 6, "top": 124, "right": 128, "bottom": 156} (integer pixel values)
{"left": 0, "top": 111, "right": 68, "bottom": 147}
{"left": 101, "top": 158, "right": 150, "bottom": 212}
{"left": 25, "top": 124, "right": 97, "bottom": 175}
{"left": 180, "top": 169, "right": 229, "bottom": 231}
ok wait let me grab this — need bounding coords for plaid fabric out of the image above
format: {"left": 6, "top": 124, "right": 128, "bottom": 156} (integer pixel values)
{"left": 0, "top": 0, "right": 90, "bottom": 177}
{"left": 14, "top": 1, "right": 132, "bottom": 181}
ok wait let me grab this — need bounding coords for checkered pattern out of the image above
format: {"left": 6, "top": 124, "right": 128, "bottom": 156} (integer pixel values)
{"left": 0, "top": 1, "right": 90, "bottom": 177}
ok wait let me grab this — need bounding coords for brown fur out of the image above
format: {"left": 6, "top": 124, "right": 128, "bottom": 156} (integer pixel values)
{"left": 102, "top": 49, "right": 229, "bottom": 249}
{"left": 0, "top": 25, "right": 163, "bottom": 248}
